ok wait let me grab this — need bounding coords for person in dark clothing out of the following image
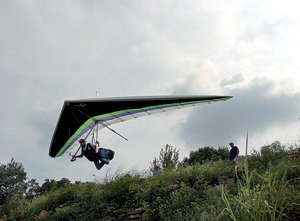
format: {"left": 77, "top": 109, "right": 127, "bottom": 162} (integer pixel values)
{"left": 229, "top": 142, "right": 239, "bottom": 161}
{"left": 71, "top": 139, "right": 115, "bottom": 170}
{"left": 150, "top": 160, "right": 162, "bottom": 176}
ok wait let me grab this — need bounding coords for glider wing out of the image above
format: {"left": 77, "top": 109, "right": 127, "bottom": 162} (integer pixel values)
{"left": 49, "top": 95, "right": 232, "bottom": 157}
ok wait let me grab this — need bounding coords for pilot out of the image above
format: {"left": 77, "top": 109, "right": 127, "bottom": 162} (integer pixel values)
{"left": 71, "top": 139, "right": 115, "bottom": 170}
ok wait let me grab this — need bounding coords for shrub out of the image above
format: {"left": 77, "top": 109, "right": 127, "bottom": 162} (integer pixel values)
{"left": 221, "top": 154, "right": 300, "bottom": 221}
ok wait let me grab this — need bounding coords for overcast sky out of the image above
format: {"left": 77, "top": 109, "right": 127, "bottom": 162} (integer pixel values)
{"left": 1, "top": 0, "right": 299, "bottom": 184}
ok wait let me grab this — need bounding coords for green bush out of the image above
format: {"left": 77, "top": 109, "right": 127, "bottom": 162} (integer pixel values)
{"left": 185, "top": 146, "right": 229, "bottom": 165}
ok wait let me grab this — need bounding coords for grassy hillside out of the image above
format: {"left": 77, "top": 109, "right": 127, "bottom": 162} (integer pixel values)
{"left": 3, "top": 142, "right": 300, "bottom": 221}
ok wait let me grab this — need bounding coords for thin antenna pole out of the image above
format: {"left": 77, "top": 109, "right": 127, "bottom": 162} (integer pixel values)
{"left": 244, "top": 129, "right": 250, "bottom": 189}
{"left": 298, "top": 112, "right": 300, "bottom": 136}
{"left": 246, "top": 129, "right": 248, "bottom": 156}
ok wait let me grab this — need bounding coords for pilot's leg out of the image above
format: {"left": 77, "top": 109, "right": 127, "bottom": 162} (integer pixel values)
{"left": 94, "top": 160, "right": 105, "bottom": 170}
{"left": 100, "top": 158, "right": 110, "bottom": 165}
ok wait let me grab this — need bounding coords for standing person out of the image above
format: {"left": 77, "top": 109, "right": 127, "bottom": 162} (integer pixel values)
{"left": 150, "top": 160, "right": 162, "bottom": 176}
{"left": 71, "top": 139, "right": 115, "bottom": 170}
{"left": 229, "top": 142, "right": 239, "bottom": 161}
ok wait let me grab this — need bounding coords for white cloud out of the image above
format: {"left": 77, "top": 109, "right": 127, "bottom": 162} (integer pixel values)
{"left": 221, "top": 73, "right": 245, "bottom": 87}
{"left": 178, "top": 77, "right": 300, "bottom": 151}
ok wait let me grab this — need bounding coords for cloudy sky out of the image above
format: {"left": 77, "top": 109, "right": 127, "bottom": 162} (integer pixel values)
{"left": 1, "top": 0, "right": 299, "bottom": 183}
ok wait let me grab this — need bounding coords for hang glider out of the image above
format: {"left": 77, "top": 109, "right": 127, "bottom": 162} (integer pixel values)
{"left": 49, "top": 95, "right": 232, "bottom": 158}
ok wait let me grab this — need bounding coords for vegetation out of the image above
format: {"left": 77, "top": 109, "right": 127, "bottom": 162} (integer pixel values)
{"left": 1, "top": 141, "right": 299, "bottom": 220}
{"left": 183, "top": 146, "right": 229, "bottom": 165}
{"left": 158, "top": 144, "right": 179, "bottom": 169}
{"left": 0, "top": 159, "right": 27, "bottom": 216}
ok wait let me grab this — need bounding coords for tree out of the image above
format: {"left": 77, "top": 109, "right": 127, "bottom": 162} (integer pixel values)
{"left": 249, "top": 141, "right": 286, "bottom": 171}
{"left": 159, "top": 144, "right": 179, "bottom": 169}
{"left": 184, "top": 146, "right": 229, "bottom": 165}
{"left": 26, "top": 179, "right": 41, "bottom": 200}
{"left": 39, "top": 178, "right": 71, "bottom": 194}
{"left": 0, "top": 159, "right": 27, "bottom": 205}
{"left": 0, "top": 159, "right": 27, "bottom": 217}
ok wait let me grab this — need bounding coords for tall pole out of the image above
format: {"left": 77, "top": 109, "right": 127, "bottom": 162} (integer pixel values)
{"left": 298, "top": 112, "right": 300, "bottom": 137}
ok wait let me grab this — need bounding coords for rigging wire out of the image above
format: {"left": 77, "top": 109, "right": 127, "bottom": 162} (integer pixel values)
{"left": 69, "top": 104, "right": 93, "bottom": 119}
